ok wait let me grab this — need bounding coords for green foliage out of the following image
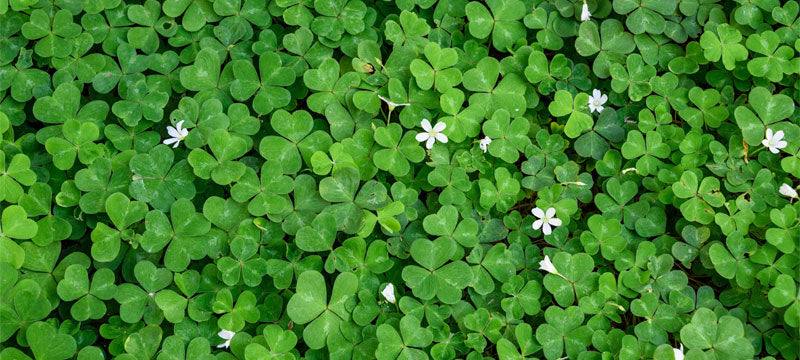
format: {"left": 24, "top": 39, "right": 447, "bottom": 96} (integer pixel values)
{"left": 1, "top": 0, "right": 800, "bottom": 359}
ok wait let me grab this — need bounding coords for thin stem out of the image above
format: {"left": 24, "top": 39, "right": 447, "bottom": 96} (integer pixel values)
{"left": 748, "top": 145, "right": 766, "bottom": 157}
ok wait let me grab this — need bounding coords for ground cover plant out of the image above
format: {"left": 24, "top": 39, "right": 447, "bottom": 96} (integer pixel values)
{"left": 0, "top": 0, "right": 799, "bottom": 359}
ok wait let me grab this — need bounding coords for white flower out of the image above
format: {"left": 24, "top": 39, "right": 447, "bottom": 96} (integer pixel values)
{"left": 532, "top": 207, "right": 562, "bottom": 235}
{"left": 762, "top": 128, "right": 787, "bottom": 154}
{"left": 580, "top": 2, "right": 591, "bottom": 21}
{"left": 377, "top": 94, "right": 410, "bottom": 110}
{"left": 163, "top": 120, "right": 189, "bottom": 148}
{"left": 780, "top": 183, "right": 798, "bottom": 198}
{"left": 216, "top": 329, "right": 235, "bottom": 349}
{"left": 479, "top": 136, "right": 492, "bottom": 153}
{"left": 538, "top": 255, "right": 558, "bottom": 275}
{"left": 415, "top": 119, "right": 448, "bottom": 149}
{"left": 381, "top": 283, "right": 396, "bottom": 304}
{"left": 588, "top": 89, "right": 607, "bottom": 113}
{"left": 673, "top": 344, "right": 684, "bottom": 360}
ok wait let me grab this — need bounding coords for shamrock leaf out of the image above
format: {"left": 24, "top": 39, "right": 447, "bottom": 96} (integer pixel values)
{"left": 535, "top": 306, "right": 592, "bottom": 359}
{"left": 217, "top": 221, "right": 269, "bottom": 286}
{"left": 373, "top": 123, "right": 425, "bottom": 177}
{"left": 188, "top": 129, "right": 249, "bottom": 185}
{"left": 767, "top": 274, "right": 800, "bottom": 327}
{"left": 0, "top": 205, "right": 37, "bottom": 268}
{"left": 678, "top": 87, "right": 729, "bottom": 129}
{"left": 463, "top": 57, "right": 526, "bottom": 117}
{"left": 630, "top": 292, "right": 680, "bottom": 345}
{"left": 620, "top": 130, "right": 670, "bottom": 176}
{"left": 231, "top": 163, "right": 294, "bottom": 216}
{"left": 679, "top": 308, "right": 754, "bottom": 359}
{"left": 500, "top": 275, "right": 542, "bottom": 320}
{"left": 129, "top": 145, "right": 196, "bottom": 211}
{"left": 140, "top": 198, "right": 211, "bottom": 271}
{"left": 708, "top": 232, "right": 757, "bottom": 289}
{"left": 376, "top": 316, "right": 433, "bottom": 360}
{"left": 303, "top": 58, "right": 360, "bottom": 113}
{"left": 91, "top": 192, "right": 147, "bottom": 262}
{"left": 0, "top": 151, "right": 36, "bottom": 203}
{"left": 244, "top": 325, "right": 297, "bottom": 360}
{"left": 482, "top": 109, "right": 531, "bottom": 162}
{"left": 609, "top": 54, "right": 656, "bottom": 101}
{"left": 259, "top": 109, "right": 332, "bottom": 174}
{"left": 57, "top": 264, "right": 116, "bottom": 320}
{"left": 548, "top": 90, "right": 593, "bottom": 139}
{"left": 734, "top": 87, "right": 795, "bottom": 146}
{"left": 384, "top": 10, "right": 430, "bottom": 51}
{"left": 745, "top": 30, "right": 794, "bottom": 82}
{"left": 699, "top": 24, "right": 748, "bottom": 71}
{"left": 542, "top": 251, "right": 597, "bottom": 307}
{"left": 180, "top": 48, "right": 221, "bottom": 92}
{"left": 74, "top": 157, "right": 131, "bottom": 214}
{"left": 478, "top": 167, "right": 522, "bottom": 212}
{"left": 410, "top": 42, "right": 462, "bottom": 92}
{"left": 612, "top": 0, "right": 677, "bottom": 34}
{"left": 230, "top": 52, "right": 295, "bottom": 114}
{"left": 423, "top": 205, "right": 479, "bottom": 248}
{"left": 26, "top": 321, "right": 77, "bottom": 360}
{"left": 465, "top": 0, "right": 526, "bottom": 51}
{"left": 32, "top": 83, "right": 108, "bottom": 125}
{"left": 579, "top": 215, "right": 625, "bottom": 261}
{"left": 286, "top": 270, "right": 358, "bottom": 349}
{"left": 401, "top": 237, "right": 473, "bottom": 304}
{"left": 21, "top": 9, "right": 81, "bottom": 58}
{"left": 575, "top": 20, "right": 636, "bottom": 77}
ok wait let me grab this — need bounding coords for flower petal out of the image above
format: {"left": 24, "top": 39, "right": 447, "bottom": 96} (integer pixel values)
{"left": 545, "top": 207, "right": 556, "bottom": 218}
{"left": 167, "top": 126, "right": 180, "bottom": 138}
{"left": 416, "top": 132, "right": 430, "bottom": 142}
{"left": 435, "top": 132, "right": 448, "bottom": 143}
{"left": 532, "top": 219, "right": 543, "bottom": 230}
{"left": 433, "top": 121, "right": 446, "bottom": 132}
{"left": 549, "top": 217, "right": 562, "bottom": 227}
{"left": 163, "top": 137, "right": 179, "bottom": 145}
{"left": 542, "top": 223, "right": 552, "bottom": 235}
{"left": 426, "top": 136, "right": 435, "bottom": 149}
{"left": 421, "top": 119, "right": 432, "bottom": 131}
{"left": 532, "top": 207, "right": 545, "bottom": 218}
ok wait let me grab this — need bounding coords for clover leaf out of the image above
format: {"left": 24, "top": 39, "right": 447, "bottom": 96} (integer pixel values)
{"left": 401, "top": 237, "right": 473, "bottom": 304}
{"left": 57, "top": 264, "right": 116, "bottom": 320}
{"left": 286, "top": 270, "right": 358, "bottom": 349}
{"left": 259, "top": 109, "right": 332, "bottom": 174}
{"left": 535, "top": 306, "right": 592, "bottom": 359}
{"left": 679, "top": 308, "right": 755, "bottom": 359}
{"left": 91, "top": 192, "right": 147, "bottom": 262}
{"left": 188, "top": 129, "right": 249, "bottom": 185}
{"left": 26, "top": 321, "right": 77, "bottom": 360}
{"left": 140, "top": 198, "right": 211, "bottom": 271}
{"left": 129, "top": 145, "right": 196, "bottom": 211}
{"left": 230, "top": 52, "right": 295, "bottom": 115}
{"left": 0, "top": 151, "right": 35, "bottom": 203}
{"left": 465, "top": 0, "right": 526, "bottom": 52}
